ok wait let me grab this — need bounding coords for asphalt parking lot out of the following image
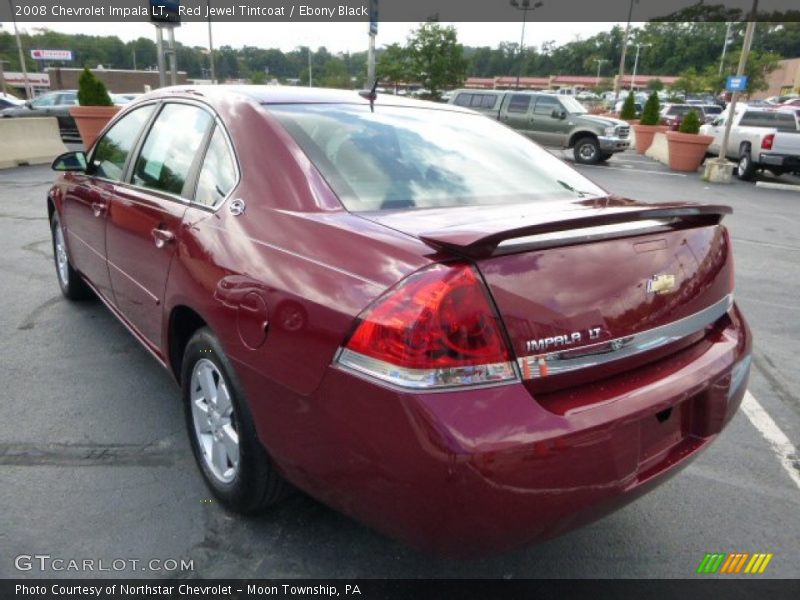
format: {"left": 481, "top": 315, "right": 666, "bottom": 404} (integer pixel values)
{"left": 0, "top": 150, "right": 798, "bottom": 579}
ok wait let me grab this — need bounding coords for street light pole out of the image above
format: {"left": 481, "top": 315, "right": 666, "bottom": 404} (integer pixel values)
{"left": 595, "top": 58, "right": 609, "bottom": 87}
{"left": 631, "top": 43, "right": 651, "bottom": 91}
{"left": 509, "top": 0, "right": 543, "bottom": 91}
{"left": 718, "top": 21, "right": 733, "bottom": 76}
{"left": 8, "top": 0, "right": 32, "bottom": 99}
{"left": 207, "top": 0, "right": 216, "bottom": 84}
{"left": 0, "top": 59, "right": 8, "bottom": 96}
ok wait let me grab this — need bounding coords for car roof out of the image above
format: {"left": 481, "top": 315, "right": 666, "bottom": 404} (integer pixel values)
{"left": 140, "top": 85, "right": 477, "bottom": 115}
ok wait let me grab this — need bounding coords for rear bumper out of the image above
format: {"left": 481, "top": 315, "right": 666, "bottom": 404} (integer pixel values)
{"left": 242, "top": 304, "right": 751, "bottom": 557}
{"left": 598, "top": 136, "right": 631, "bottom": 152}
{"left": 758, "top": 152, "right": 800, "bottom": 170}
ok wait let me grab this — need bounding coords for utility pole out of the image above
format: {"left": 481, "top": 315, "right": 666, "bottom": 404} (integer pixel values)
{"left": 155, "top": 27, "right": 166, "bottom": 88}
{"left": 167, "top": 27, "right": 177, "bottom": 86}
{"left": 0, "top": 59, "right": 8, "bottom": 96}
{"left": 613, "top": 0, "right": 637, "bottom": 107}
{"left": 8, "top": 0, "right": 32, "bottom": 99}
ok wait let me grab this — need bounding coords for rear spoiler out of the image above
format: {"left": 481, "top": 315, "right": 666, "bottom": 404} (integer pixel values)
{"left": 419, "top": 205, "right": 732, "bottom": 258}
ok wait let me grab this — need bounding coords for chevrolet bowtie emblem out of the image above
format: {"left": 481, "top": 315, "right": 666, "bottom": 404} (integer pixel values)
{"left": 647, "top": 273, "right": 676, "bottom": 295}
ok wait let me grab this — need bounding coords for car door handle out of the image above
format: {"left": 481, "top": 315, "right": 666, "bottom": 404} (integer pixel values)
{"left": 151, "top": 228, "right": 175, "bottom": 248}
{"left": 91, "top": 202, "right": 106, "bottom": 217}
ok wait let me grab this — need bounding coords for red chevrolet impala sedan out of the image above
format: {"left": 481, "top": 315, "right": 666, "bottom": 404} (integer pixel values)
{"left": 48, "top": 86, "right": 751, "bottom": 557}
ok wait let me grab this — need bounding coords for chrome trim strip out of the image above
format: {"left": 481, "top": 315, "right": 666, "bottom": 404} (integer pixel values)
{"left": 518, "top": 294, "right": 733, "bottom": 379}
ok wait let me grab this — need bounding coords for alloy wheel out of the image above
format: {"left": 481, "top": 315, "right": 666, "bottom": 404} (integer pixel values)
{"left": 190, "top": 358, "right": 240, "bottom": 483}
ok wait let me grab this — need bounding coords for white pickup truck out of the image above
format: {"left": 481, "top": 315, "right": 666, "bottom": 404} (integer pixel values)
{"left": 700, "top": 106, "right": 800, "bottom": 180}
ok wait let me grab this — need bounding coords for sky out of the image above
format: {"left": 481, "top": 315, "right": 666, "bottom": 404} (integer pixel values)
{"left": 8, "top": 21, "right": 626, "bottom": 54}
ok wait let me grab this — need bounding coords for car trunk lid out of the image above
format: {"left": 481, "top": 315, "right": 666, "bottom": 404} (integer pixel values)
{"left": 359, "top": 198, "right": 734, "bottom": 396}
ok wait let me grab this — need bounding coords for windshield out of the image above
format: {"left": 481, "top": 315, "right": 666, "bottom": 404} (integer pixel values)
{"left": 559, "top": 96, "right": 588, "bottom": 114}
{"left": 267, "top": 104, "right": 605, "bottom": 212}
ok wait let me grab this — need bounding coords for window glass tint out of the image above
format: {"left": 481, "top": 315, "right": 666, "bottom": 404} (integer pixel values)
{"left": 91, "top": 104, "right": 155, "bottom": 181}
{"left": 133, "top": 104, "right": 212, "bottom": 196}
{"left": 59, "top": 92, "right": 77, "bottom": 105}
{"left": 533, "top": 96, "right": 560, "bottom": 115}
{"left": 508, "top": 94, "right": 532, "bottom": 113}
{"left": 482, "top": 95, "right": 497, "bottom": 109}
{"left": 269, "top": 104, "right": 605, "bottom": 212}
{"left": 453, "top": 93, "right": 471, "bottom": 107}
{"left": 194, "top": 127, "right": 237, "bottom": 207}
{"left": 470, "top": 94, "right": 485, "bottom": 108}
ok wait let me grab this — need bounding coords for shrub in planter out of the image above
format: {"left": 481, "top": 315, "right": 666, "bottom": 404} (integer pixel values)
{"left": 666, "top": 110, "right": 714, "bottom": 172}
{"left": 69, "top": 67, "right": 120, "bottom": 148}
{"left": 619, "top": 93, "right": 637, "bottom": 121}
{"left": 632, "top": 92, "right": 668, "bottom": 154}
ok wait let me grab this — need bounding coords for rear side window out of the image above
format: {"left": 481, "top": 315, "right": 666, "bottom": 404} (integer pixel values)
{"left": 508, "top": 94, "right": 532, "bottom": 113}
{"left": 91, "top": 104, "right": 155, "bottom": 181}
{"left": 132, "top": 103, "right": 213, "bottom": 197}
{"left": 194, "top": 127, "right": 237, "bottom": 208}
{"left": 481, "top": 95, "right": 497, "bottom": 109}
{"left": 453, "top": 93, "right": 471, "bottom": 107}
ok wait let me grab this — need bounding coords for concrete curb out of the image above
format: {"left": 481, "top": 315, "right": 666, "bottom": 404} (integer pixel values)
{"left": 0, "top": 117, "right": 67, "bottom": 169}
{"left": 645, "top": 132, "right": 669, "bottom": 165}
{"left": 755, "top": 181, "right": 800, "bottom": 192}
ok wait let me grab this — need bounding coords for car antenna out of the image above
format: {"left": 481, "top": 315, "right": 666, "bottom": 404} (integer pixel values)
{"left": 359, "top": 76, "right": 379, "bottom": 112}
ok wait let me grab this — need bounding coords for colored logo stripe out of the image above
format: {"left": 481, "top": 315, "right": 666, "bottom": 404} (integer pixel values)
{"left": 697, "top": 553, "right": 773, "bottom": 574}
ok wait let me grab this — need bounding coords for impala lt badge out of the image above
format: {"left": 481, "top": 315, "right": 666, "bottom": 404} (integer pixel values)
{"left": 647, "top": 273, "right": 676, "bottom": 295}
{"left": 526, "top": 327, "right": 604, "bottom": 353}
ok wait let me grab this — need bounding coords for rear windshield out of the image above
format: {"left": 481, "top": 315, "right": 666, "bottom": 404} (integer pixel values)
{"left": 740, "top": 111, "right": 798, "bottom": 131}
{"left": 267, "top": 104, "right": 605, "bottom": 212}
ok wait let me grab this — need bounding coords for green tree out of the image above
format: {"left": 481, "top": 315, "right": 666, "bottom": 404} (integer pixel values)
{"left": 405, "top": 21, "right": 468, "bottom": 100}
{"left": 620, "top": 93, "right": 637, "bottom": 119}
{"left": 378, "top": 43, "right": 412, "bottom": 91}
{"left": 672, "top": 67, "right": 705, "bottom": 95}
{"left": 640, "top": 92, "right": 661, "bottom": 125}
{"left": 250, "top": 71, "right": 266, "bottom": 85}
{"left": 646, "top": 78, "right": 664, "bottom": 92}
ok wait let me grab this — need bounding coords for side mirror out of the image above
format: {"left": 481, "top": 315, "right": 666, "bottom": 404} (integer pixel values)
{"left": 25, "top": 101, "right": 33, "bottom": 109}
{"left": 552, "top": 108, "right": 567, "bottom": 119}
{"left": 52, "top": 151, "right": 87, "bottom": 172}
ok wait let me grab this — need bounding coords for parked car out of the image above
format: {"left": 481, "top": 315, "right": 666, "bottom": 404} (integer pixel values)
{"left": 48, "top": 86, "right": 750, "bottom": 557}
{"left": 700, "top": 106, "right": 800, "bottom": 179}
{"left": 660, "top": 103, "right": 703, "bottom": 129}
{"left": 451, "top": 89, "right": 630, "bottom": 163}
{"left": 781, "top": 97, "right": 800, "bottom": 107}
{"left": 614, "top": 99, "right": 643, "bottom": 116}
{"left": 0, "top": 92, "right": 25, "bottom": 109}
{"left": 764, "top": 94, "right": 798, "bottom": 105}
{"left": 0, "top": 90, "right": 80, "bottom": 140}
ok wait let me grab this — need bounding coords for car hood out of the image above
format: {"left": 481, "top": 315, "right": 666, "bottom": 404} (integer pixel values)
{"left": 576, "top": 114, "right": 628, "bottom": 128}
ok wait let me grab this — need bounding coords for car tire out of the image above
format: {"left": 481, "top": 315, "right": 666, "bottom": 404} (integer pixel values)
{"left": 736, "top": 148, "right": 756, "bottom": 181}
{"left": 50, "top": 212, "right": 93, "bottom": 300}
{"left": 574, "top": 137, "right": 601, "bottom": 164}
{"left": 182, "top": 327, "right": 288, "bottom": 513}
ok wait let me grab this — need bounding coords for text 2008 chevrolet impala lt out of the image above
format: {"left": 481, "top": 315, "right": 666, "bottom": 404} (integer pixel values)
{"left": 48, "top": 87, "right": 751, "bottom": 557}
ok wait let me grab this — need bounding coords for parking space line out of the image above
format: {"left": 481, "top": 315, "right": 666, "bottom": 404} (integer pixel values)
{"left": 741, "top": 390, "right": 800, "bottom": 490}
{"left": 578, "top": 164, "right": 688, "bottom": 177}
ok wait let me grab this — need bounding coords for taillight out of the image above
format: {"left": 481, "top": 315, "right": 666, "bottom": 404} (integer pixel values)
{"left": 336, "top": 263, "right": 517, "bottom": 389}
{"left": 761, "top": 134, "right": 774, "bottom": 150}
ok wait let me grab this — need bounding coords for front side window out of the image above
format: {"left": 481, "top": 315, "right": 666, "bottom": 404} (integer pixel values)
{"left": 269, "top": 104, "right": 605, "bottom": 212}
{"left": 59, "top": 92, "right": 78, "bottom": 105}
{"left": 133, "top": 103, "right": 213, "bottom": 197}
{"left": 32, "top": 94, "right": 57, "bottom": 108}
{"left": 533, "top": 96, "right": 560, "bottom": 116}
{"left": 194, "top": 127, "right": 237, "bottom": 208}
{"left": 91, "top": 104, "right": 156, "bottom": 181}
